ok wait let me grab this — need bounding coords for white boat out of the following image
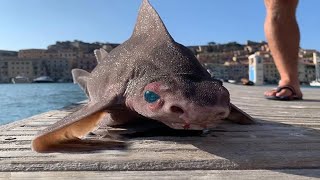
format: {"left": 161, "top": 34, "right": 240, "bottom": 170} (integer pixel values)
{"left": 228, "top": 80, "right": 236, "bottom": 84}
{"left": 310, "top": 80, "right": 320, "bottom": 86}
{"left": 11, "top": 75, "right": 30, "bottom": 84}
{"left": 33, "top": 76, "right": 54, "bottom": 83}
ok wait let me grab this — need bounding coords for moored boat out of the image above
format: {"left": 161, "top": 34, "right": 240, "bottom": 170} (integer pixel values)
{"left": 310, "top": 80, "right": 320, "bottom": 87}
{"left": 33, "top": 76, "right": 54, "bottom": 83}
{"left": 11, "top": 75, "right": 30, "bottom": 84}
{"left": 228, "top": 79, "right": 237, "bottom": 84}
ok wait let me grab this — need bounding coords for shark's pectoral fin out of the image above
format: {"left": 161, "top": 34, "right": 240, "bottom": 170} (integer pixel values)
{"left": 72, "top": 69, "right": 90, "bottom": 97}
{"left": 32, "top": 74, "right": 129, "bottom": 153}
{"left": 32, "top": 111, "right": 121, "bottom": 153}
{"left": 226, "top": 103, "right": 254, "bottom": 124}
{"left": 42, "top": 138, "right": 125, "bottom": 152}
{"left": 32, "top": 98, "right": 126, "bottom": 153}
{"left": 72, "top": 69, "right": 90, "bottom": 83}
{"left": 94, "top": 48, "right": 108, "bottom": 64}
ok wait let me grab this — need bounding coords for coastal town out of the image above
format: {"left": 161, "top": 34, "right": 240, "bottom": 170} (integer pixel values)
{"left": 0, "top": 40, "right": 319, "bottom": 85}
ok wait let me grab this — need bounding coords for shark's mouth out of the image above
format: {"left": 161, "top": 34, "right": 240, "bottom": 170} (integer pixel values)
{"left": 159, "top": 120, "right": 222, "bottom": 130}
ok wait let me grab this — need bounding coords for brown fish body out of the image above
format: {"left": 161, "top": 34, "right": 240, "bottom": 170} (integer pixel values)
{"left": 32, "top": 0, "right": 253, "bottom": 153}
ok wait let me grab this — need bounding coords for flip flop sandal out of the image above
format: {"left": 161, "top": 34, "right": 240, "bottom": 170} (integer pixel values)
{"left": 264, "top": 85, "right": 303, "bottom": 101}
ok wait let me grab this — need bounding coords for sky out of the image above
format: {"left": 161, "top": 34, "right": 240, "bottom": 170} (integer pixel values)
{"left": 0, "top": 0, "right": 319, "bottom": 51}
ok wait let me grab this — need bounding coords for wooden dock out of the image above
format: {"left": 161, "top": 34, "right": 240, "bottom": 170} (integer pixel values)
{"left": 1, "top": 84, "right": 320, "bottom": 179}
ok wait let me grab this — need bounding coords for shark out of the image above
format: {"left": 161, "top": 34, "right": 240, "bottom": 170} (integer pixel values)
{"left": 32, "top": 0, "right": 254, "bottom": 153}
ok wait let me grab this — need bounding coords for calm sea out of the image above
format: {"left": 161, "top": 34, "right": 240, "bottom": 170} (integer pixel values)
{"left": 0, "top": 83, "right": 319, "bottom": 126}
{"left": 0, "top": 83, "right": 86, "bottom": 125}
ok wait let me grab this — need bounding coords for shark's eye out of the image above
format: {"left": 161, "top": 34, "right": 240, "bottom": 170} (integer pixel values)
{"left": 144, "top": 90, "right": 160, "bottom": 103}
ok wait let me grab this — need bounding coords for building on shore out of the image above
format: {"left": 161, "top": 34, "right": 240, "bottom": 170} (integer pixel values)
{"left": 199, "top": 41, "right": 319, "bottom": 85}
{"left": 18, "top": 49, "right": 47, "bottom": 59}
{"left": 0, "top": 50, "right": 18, "bottom": 57}
{"left": 0, "top": 57, "right": 73, "bottom": 83}
{"left": 7, "top": 58, "right": 34, "bottom": 82}
{"left": 0, "top": 40, "right": 319, "bottom": 84}
{"left": 0, "top": 59, "right": 9, "bottom": 83}
{"left": 263, "top": 59, "right": 279, "bottom": 84}
{"left": 204, "top": 59, "right": 248, "bottom": 82}
{"left": 313, "top": 52, "right": 320, "bottom": 81}
{"left": 73, "top": 56, "right": 97, "bottom": 73}
{"left": 248, "top": 53, "right": 264, "bottom": 85}
{"left": 31, "top": 58, "right": 73, "bottom": 82}
{"left": 0, "top": 51, "right": 19, "bottom": 83}
{"left": 0, "top": 41, "right": 120, "bottom": 83}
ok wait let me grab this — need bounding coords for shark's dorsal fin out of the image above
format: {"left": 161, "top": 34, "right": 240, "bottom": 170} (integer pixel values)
{"left": 94, "top": 48, "right": 108, "bottom": 64}
{"left": 132, "top": 0, "right": 173, "bottom": 42}
{"left": 72, "top": 69, "right": 90, "bottom": 97}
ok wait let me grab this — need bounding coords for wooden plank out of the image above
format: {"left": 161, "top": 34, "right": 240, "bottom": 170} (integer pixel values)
{"left": 0, "top": 84, "right": 319, "bottom": 176}
{"left": 0, "top": 131, "right": 38, "bottom": 136}
{"left": 0, "top": 170, "right": 319, "bottom": 180}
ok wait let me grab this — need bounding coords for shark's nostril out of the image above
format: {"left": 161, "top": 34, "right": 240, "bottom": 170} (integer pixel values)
{"left": 170, "top": 106, "right": 184, "bottom": 114}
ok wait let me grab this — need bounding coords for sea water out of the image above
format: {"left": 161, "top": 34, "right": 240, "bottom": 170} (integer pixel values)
{"left": 0, "top": 83, "right": 318, "bottom": 126}
{"left": 0, "top": 83, "right": 86, "bottom": 125}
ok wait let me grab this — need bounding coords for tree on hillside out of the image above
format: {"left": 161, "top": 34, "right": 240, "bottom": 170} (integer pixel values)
{"left": 208, "top": 42, "right": 216, "bottom": 46}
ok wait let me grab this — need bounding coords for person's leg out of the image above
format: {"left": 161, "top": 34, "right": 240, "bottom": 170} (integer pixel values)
{"left": 264, "top": 0, "right": 302, "bottom": 98}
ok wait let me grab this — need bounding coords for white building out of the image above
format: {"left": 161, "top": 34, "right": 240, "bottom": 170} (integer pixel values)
{"left": 314, "top": 52, "right": 320, "bottom": 81}
{"left": 248, "top": 53, "right": 264, "bottom": 85}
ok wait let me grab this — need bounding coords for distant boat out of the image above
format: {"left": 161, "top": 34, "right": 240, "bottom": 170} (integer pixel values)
{"left": 228, "top": 80, "right": 237, "bottom": 84}
{"left": 33, "top": 76, "right": 54, "bottom": 83}
{"left": 310, "top": 80, "right": 320, "bottom": 87}
{"left": 11, "top": 75, "right": 30, "bottom": 84}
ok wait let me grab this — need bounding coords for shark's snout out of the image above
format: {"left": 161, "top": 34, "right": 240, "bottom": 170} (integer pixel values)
{"left": 168, "top": 104, "right": 230, "bottom": 120}
{"left": 163, "top": 97, "right": 230, "bottom": 130}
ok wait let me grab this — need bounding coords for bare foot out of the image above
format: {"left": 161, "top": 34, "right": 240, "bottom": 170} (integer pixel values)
{"left": 264, "top": 81, "right": 303, "bottom": 100}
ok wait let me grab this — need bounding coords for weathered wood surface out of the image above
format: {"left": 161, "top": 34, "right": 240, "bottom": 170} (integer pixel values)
{"left": 1, "top": 84, "right": 320, "bottom": 179}
{"left": 1, "top": 170, "right": 320, "bottom": 180}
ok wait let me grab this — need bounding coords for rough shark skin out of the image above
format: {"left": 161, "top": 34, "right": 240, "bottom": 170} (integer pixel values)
{"left": 32, "top": 0, "right": 254, "bottom": 153}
